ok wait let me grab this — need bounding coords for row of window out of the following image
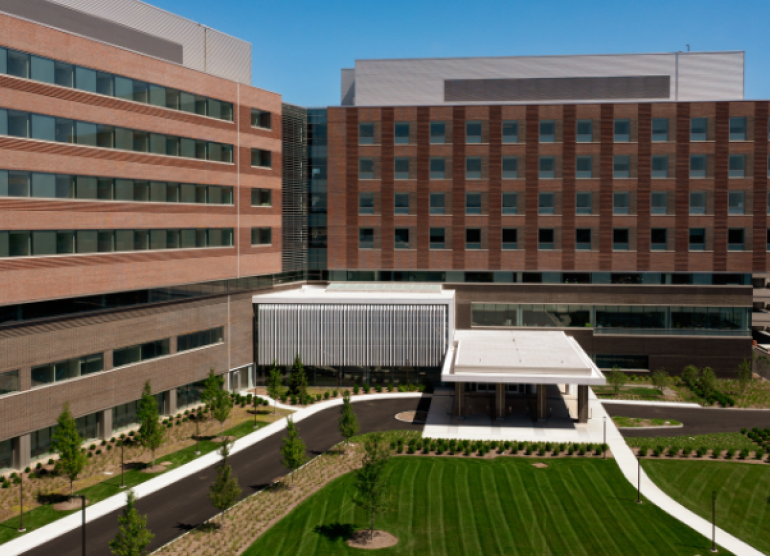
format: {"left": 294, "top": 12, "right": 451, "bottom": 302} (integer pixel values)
{"left": 471, "top": 303, "right": 749, "bottom": 333}
{"left": 0, "top": 108, "right": 234, "bottom": 162}
{"left": 0, "top": 170, "right": 234, "bottom": 205}
{"left": 0, "top": 46, "right": 235, "bottom": 121}
{"left": 359, "top": 190, "right": 750, "bottom": 216}
{"left": 0, "top": 228, "right": 234, "bottom": 258}
{"left": 360, "top": 117, "right": 754, "bottom": 145}
{"left": 359, "top": 226, "right": 761, "bottom": 252}
{"left": 358, "top": 153, "right": 755, "bottom": 180}
{"left": 2, "top": 327, "right": 225, "bottom": 394}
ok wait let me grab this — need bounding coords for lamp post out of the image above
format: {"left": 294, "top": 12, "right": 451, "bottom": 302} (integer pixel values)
{"left": 17, "top": 471, "right": 25, "bottom": 532}
{"left": 120, "top": 440, "right": 126, "bottom": 489}
{"left": 711, "top": 490, "right": 717, "bottom": 552}
{"left": 194, "top": 414, "right": 201, "bottom": 455}
{"left": 603, "top": 416, "right": 607, "bottom": 459}
{"left": 253, "top": 393, "right": 258, "bottom": 428}
{"left": 636, "top": 457, "right": 642, "bottom": 504}
{"left": 80, "top": 494, "right": 87, "bottom": 556}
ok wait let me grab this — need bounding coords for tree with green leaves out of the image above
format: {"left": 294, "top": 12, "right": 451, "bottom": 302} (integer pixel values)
{"left": 701, "top": 366, "right": 718, "bottom": 396}
{"left": 338, "top": 392, "right": 359, "bottom": 453}
{"left": 266, "top": 360, "right": 284, "bottom": 414}
{"left": 606, "top": 366, "right": 627, "bottom": 397}
{"left": 209, "top": 379, "right": 234, "bottom": 437}
{"left": 651, "top": 368, "right": 670, "bottom": 393}
{"left": 352, "top": 432, "right": 392, "bottom": 542}
{"left": 738, "top": 358, "right": 753, "bottom": 394}
{"left": 137, "top": 381, "right": 165, "bottom": 469}
{"left": 108, "top": 489, "right": 154, "bottom": 556}
{"left": 289, "top": 354, "right": 308, "bottom": 401}
{"left": 682, "top": 364, "right": 700, "bottom": 385}
{"left": 51, "top": 402, "right": 88, "bottom": 498}
{"left": 280, "top": 416, "right": 307, "bottom": 485}
{"left": 208, "top": 442, "right": 241, "bottom": 525}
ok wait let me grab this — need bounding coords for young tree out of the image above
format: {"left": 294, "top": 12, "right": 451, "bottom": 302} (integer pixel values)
{"left": 210, "top": 381, "right": 234, "bottom": 437}
{"left": 701, "top": 366, "right": 718, "bottom": 396}
{"left": 682, "top": 364, "right": 700, "bottom": 385}
{"left": 738, "top": 358, "right": 753, "bottom": 394}
{"left": 289, "top": 354, "right": 308, "bottom": 401}
{"left": 266, "top": 360, "right": 284, "bottom": 414}
{"left": 338, "top": 392, "right": 359, "bottom": 453}
{"left": 606, "top": 366, "right": 627, "bottom": 397}
{"left": 108, "top": 490, "right": 154, "bottom": 556}
{"left": 137, "top": 381, "right": 165, "bottom": 469}
{"left": 51, "top": 402, "right": 87, "bottom": 498}
{"left": 651, "top": 368, "right": 670, "bottom": 393}
{"left": 280, "top": 416, "right": 307, "bottom": 485}
{"left": 352, "top": 432, "right": 392, "bottom": 542}
{"left": 208, "top": 444, "right": 241, "bottom": 526}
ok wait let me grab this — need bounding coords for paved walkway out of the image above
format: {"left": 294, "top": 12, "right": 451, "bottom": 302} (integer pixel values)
{"left": 5, "top": 394, "right": 429, "bottom": 556}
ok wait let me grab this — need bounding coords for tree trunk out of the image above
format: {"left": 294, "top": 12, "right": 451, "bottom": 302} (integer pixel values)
{"left": 70, "top": 479, "right": 73, "bottom": 499}
{"left": 371, "top": 509, "right": 374, "bottom": 541}
{"left": 152, "top": 448, "right": 156, "bottom": 467}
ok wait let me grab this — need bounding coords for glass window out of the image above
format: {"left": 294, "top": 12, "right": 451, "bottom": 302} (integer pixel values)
{"left": 7, "top": 50, "right": 29, "bottom": 78}
{"left": 652, "top": 118, "right": 669, "bottom": 141}
{"left": 466, "top": 121, "right": 482, "bottom": 144}
{"left": 0, "top": 370, "right": 19, "bottom": 397}
{"left": 576, "top": 228, "right": 591, "bottom": 250}
{"left": 76, "top": 121, "right": 97, "bottom": 146}
{"left": 8, "top": 171, "right": 30, "bottom": 197}
{"left": 251, "top": 149, "right": 271, "bottom": 168}
{"left": 689, "top": 228, "right": 706, "bottom": 251}
{"left": 729, "top": 117, "right": 747, "bottom": 141}
{"left": 96, "top": 72, "right": 113, "bottom": 96}
{"left": 502, "top": 192, "right": 517, "bottom": 215}
{"left": 430, "top": 157, "right": 445, "bottom": 179}
{"left": 538, "top": 228, "right": 554, "bottom": 250}
{"left": 251, "top": 188, "right": 272, "bottom": 207}
{"left": 53, "top": 61, "right": 73, "bottom": 87}
{"left": 359, "top": 122, "right": 374, "bottom": 145}
{"left": 614, "top": 155, "right": 630, "bottom": 178}
{"left": 502, "top": 156, "right": 518, "bottom": 179}
{"left": 728, "top": 228, "right": 744, "bottom": 251}
{"left": 466, "top": 157, "right": 482, "bottom": 179}
{"left": 691, "top": 117, "right": 708, "bottom": 141}
{"left": 576, "top": 120, "right": 593, "bottom": 142}
{"left": 539, "top": 120, "right": 556, "bottom": 143}
{"left": 502, "top": 120, "right": 518, "bottom": 143}
{"left": 394, "top": 122, "right": 410, "bottom": 144}
{"left": 359, "top": 228, "right": 374, "bottom": 249}
{"left": 75, "top": 66, "right": 97, "bottom": 93}
{"left": 133, "top": 81, "right": 149, "bottom": 104}
{"left": 251, "top": 109, "right": 271, "bottom": 129}
{"left": 394, "top": 157, "right": 410, "bottom": 180}
{"left": 576, "top": 156, "right": 592, "bottom": 178}
{"left": 30, "top": 113, "right": 55, "bottom": 142}
{"left": 0, "top": 47, "right": 6, "bottom": 75}
{"left": 76, "top": 230, "right": 98, "bottom": 253}
{"left": 134, "top": 230, "right": 149, "bottom": 250}
{"left": 166, "top": 183, "right": 179, "bottom": 203}
{"left": 690, "top": 191, "right": 706, "bottom": 215}
{"left": 651, "top": 228, "right": 667, "bottom": 251}
{"left": 359, "top": 158, "right": 374, "bottom": 179}
{"left": 7, "top": 110, "right": 29, "bottom": 138}
{"left": 430, "top": 227, "right": 445, "bottom": 249}
{"left": 466, "top": 228, "right": 481, "bottom": 250}
{"left": 133, "top": 130, "right": 149, "bottom": 153}
{"left": 114, "top": 127, "right": 132, "bottom": 150}
{"left": 729, "top": 154, "right": 746, "bottom": 178}
{"left": 76, "top": 176, "right": 98, "bottom": 199}
{"left": 251, "top": 227, "right": 272, "bottom": 245}
{"left": 394, "top": 193, "right": 410, "bottom": 215}
{"left": 0, "top": 108, "right": 6, "bottom": 135}
{"left": 576, "top": 192, "right": 592, "bottom": 215}
{"left": 690, "top": 154, "right": 707, "bottom": 178}
{"left": 430, "top": 122, "right": 445, "bottom": 144}
{"left": 651, "top": 192, "right": 667, "bottom": 215}
{"left": 57, "top": 231, "right": 75, "bottom": 254}
{"left": 651, "top": 155, "right": 669, "bottom": 178}
{"left": 538, "top": 192, "right": 555, "bottom": 215}
{"left": 614, "top": 119, "right": 630, "bottom": 142}
{"left": 97, "top": 125, "right": 114, "bottom": 148}
{"left": 613, "top": 228, "right": 629, "bottom": 250}
{"left": 178, "top": 327, "right": 224, "bottom": 352}
{"left": 466, "top": 192, "right": 482, "bottom": 215}
{"left": 31, "top": 173, "right": 56, "bottom": 198}
{"left": 430, "top": 193, "right": 445, "bottom": 215}
{"left": 394, "top": 228, "right": 410, "bottom": 249}
{"left": 98, "top": 230, "right": 114, "bottom": 252}
{"left": 728, "top": 191, "right": 745, "bottom": 214}
{"left": 502, "top": 228, "right": 517, "bottom": 249}
{"left": 613, "top": 192, "right": 629, "bottom": 215}
{"left": 8, "top": 231, "right": 30, "bottom": 256}
{"left": 539, "top": 156, "right": 555, "bottom": 179}
{"left": 150, "top": 229, "right": 165, "bottom": 250}
{"left": 30, "top": 55, "right": 55, "bottom": 83}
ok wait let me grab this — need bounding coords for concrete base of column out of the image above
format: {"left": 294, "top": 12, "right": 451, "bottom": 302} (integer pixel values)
{"left": 12, "top": 435, "right": 30, "bottom": 470}
{"left": 98, "top": 409, "right": 113, "bottom": 440}
{"left": 164, "top": 389, "right": 177, "bottom": 416}
{"left": 535, "top": 384, "right": 548, "bottom": 422}
{"left": 577, "top": 385, "right": 589, "bottom": 423}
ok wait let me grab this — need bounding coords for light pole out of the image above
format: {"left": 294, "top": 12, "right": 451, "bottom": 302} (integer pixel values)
{"left": 80, "top": 494, "right": 87, "bottom": 556}
{"left": 603, "top": 416, "right": 607, "bottom": 459}
{"left": 636, "top": 457, "right": 642, "bottom": 504}
{"left": 253, "top": 393, "right": 258, "bottom": 428}
{"left": 194, "top": 414, "right": 201, "bottom": 455}
{"left": 711, "top": 490, "right": 717, "bottom": 552}
{"left": 120, "top": 440, "right": 126, "bottom": 489}
{"left": 17, "top": 472, "right": 25, "bottom": 532}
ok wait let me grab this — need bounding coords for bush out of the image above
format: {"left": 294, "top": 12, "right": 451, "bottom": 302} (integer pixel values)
{"left": 696, "top": 448, "right": 705, "bottom": 458}
{"left": 464, "top": 446, "right": 471, "bottom": 456}
{"left": 638, "top": 447, "right": 648, "bottom": 457}
{"left": 316, "top": 393, "right": 322, "bottom": 402}
{"left": 89, "top": 444, "right": 96, "bottom": 451}
{"left": 290, "top": 394, "right": 297, "bottom": 405}
{"left": 388, "top": 381, "right": 394, "bottom": 392}
{"left": 375, "top": 385, "right": 382, "bottom": 393}
{"left": 553, "top": 446, "right": 561, "bottom": 456}
{"left": 262, "top": 399, "right": 269, "bottom": 406}
{"left": 756, "top": 448, "right": 765, "bottom": 460}
{"left": 107, "top": 445, "right": 112, "bottom": 451}
{"left": 525, "top": 445, "right": 533, "bottom": 456}
{"left": 353, "top": 384, "right": 360, "bottom": 395}
{"left": 538, "top": 445, "right": 546, "bottom": 456}
{"left": 342, "top": 390, "right": 349, "bottom": 397}
{"left": 578, "top": 446, "right": 586, "bottom": 456}
{"left": 87, "top": 452, "right": 93, "bottom": 458}
{"left": 653, "top": 447, "right": 662, "bottom": 457}
{"left": 740, "top": 448, "right": 750, "bottom": 460}
{"left": 568, "top": 445, "right": 575, "bottom": 456}
{"left": 333, "top": 390, "right": 339, "bottom": 397}
{"left": 490, "top": 440, "right": 498, "bottom": 450}
{"left": 363, "top": 383, "right": 370, "bottom": 394}
{"left": 1, "top": 481, "right": 8, "bottom": 489}
{"left": 324, "top": 391, "right": 330, "bottom": 400}
{"left": 725, "top": 449, "right": 735, "bottom": 459}
{"left": 741, "top": 427, "right": 747, "bottom": 434}
{"left": 407, "top": 445, "right": 415, "bottom": 454}
{"left": 280, "top": 394, "right": 288, "bottom": 403}
{"left": 667, "top": 447, "right": 678, "bottom": 457}
{"left": 96, "top": 449, "right": 102, "bottom": 455}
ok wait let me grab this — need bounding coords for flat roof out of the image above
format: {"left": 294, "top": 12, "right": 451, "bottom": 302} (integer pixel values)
{"left": 443, "top": 330, "right": 606, "bottom": 385}
{"left": 252, "top": 284, "right": 454, "bottom": 304}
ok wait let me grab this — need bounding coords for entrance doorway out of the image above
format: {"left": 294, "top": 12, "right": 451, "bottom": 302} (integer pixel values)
{"left": 469, "top": 383, "right": 524, "bottom": 393}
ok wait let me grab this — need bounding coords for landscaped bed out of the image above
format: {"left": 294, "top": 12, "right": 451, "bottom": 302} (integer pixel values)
{"left": 241, "top": 456, "right": 732, "bottom": 555}
{"left": 612, "top": 416, "right": 682, "bottom": 428}
{"left": 626, "top": 432, "right": 767, "bottom": 462}
{"left": 643, "top": 459, "right": 770, "bottom": 555}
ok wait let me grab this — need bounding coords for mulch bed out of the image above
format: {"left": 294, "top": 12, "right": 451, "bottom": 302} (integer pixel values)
{"left": 347, "top": 529, "right": 399, "bottom": 550}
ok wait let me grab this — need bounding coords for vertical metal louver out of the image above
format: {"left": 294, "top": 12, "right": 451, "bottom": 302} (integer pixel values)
{"left": 257, "top": 304, "right": 447, "bottom": 367}
{"left": 281, "top": 104, "right": 308, "bottom": 272}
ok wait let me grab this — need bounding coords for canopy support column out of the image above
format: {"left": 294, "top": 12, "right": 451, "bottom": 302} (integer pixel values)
{"left": 535, "top": 384, "right": 547, "bottom": 422}
{"left": 577, "top": 384, "right": 589, "bottom": 423}
{"left": 454, "top": 382, "right": 465, "bottom": 418}
{"left": 495, "top": 383, "right": 506, "bottom": 421}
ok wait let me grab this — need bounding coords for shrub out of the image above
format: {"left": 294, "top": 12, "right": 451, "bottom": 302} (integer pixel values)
{"left": 89, "top": 444, "right": 96, "bottom": 451}
{"left": 35, "top": 462, "right": 42, "bottom": 470}
{"left": 375, "top": 385, "right": 382, "bottom": 393}
{"left": 388, "top": 381, "right": 394, "bottom": 392}
{"left": 28, "top": 473, "right": 36, "bottom": 479}
{"left": 101, "top": 440, "right": 106, "bottom": 446}
{"left": 290, "top": 394, "right": 297, "bottom": 405}
{"left": 545, "top": 442, "right": 552, "bottom": 452}
{"left": 96, "top": 449, "right": 102, "bottom": 455}
{"left": 107, "top": 445, "right": 112, "bottom": 451}
{"left": 490, "top": 440, "right": 498, "bottom": 450}
{"left": 407, "top": 445, "right": 415, "bottom": 454}
{"left": 280, "top": 394, "right": 288, "bottom": 403}
{"left": 464, "top": 446, "right": 471, "bottom": 456}
{"left": 740, "top": 448, "right": 750, "bottom": 460}
{"left": 653, "top": 447, "right": 662, "bottom": 457}
{"left": 87, "top": 452, "right": 93, "bottom": 459}
{"left": 756, "top": 448, "right": 765, "bottom": 460}
{"left": 553, "top": 446, "right": 561, "bottom": 456}
{"left": 353, "top": 384, "right": 360, "bottom": 395}
{"left": 525, "top": 445, "right": 533, "bottom": 456}
{"left": 638, "top": 447, "right": 648, "bottom": 457}
{"left": 324, "top": 391, "right": 330, "bottom": 400}
{"left": 48, "top": 458, "right": 55, "bottom": 464}
{"left": 363, "top": 383, "right": 370, "bottom": 394}
{"left": 1, "top": 481, "right": 8, "bottom": 489}
{"left": 263, "top": 399, "right": 269, "bottom": 406}
{"left": 568, "top": 445, "right": 575, "bottom": 455}
{"left": 741, "top": 427, "right": 747, "bottom": 434}
{"left": 503, "top": 440, "right": 511, "bottom": 451}
{"left": 578, "top": 446, "right": 586, "bottom": 456}
{"left": 24, "top": 466, "right": 30, "bottom": 473}
{"left": 129, "top": 431, "right": 135, "bottom": 437}
{"left": 725, "top": 449, "right": 735, "bottom": 459}
{"left": 316, "top": 393, "right": 322, "bottom": 402}
{"left": 696, "top": 448, "right": 705, "bottom": 458}
{"left": 667, "top": 447, "right": 678, "bottom": 457}
{"left": 342, "top": 390, "right": 349, "bottom": 397}
{"left": 333, "top": 390, "right": 339, "bottom": 397}
{"left": 397, "top": 444, "right": 404, "bottom": 454}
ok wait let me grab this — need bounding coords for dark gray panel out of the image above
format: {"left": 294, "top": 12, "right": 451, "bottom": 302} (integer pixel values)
{"left": 0, "top": 0, "right": 183, "bottom": 64}
{"left": 445, "top": 75, "right": 671, "bottom": 102}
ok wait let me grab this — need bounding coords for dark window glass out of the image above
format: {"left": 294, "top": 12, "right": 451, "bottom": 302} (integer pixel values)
{"left": 394, "top": 158, "right": 410, "bottom": 179}
{"left": 614, "top": 119, "right": 630, "bottom": 142}
{"left": 430, "top": 227, "right": 445, "bottom": 249}
{"left": 502, "top": 192, "right": 517, "bottom": 215}
{"left": 76, "top": 121, "right": 97, "bottom": 146}
{"left": 178, "top": 327, "right": 223, "bottom": 352}
{"left": 651, "top": 192, "right": 667, "bottom": 215}
{"left": 651, "top": 155, "right": 668, "bottom": 178}
{"left": 394, "top": 122, "right": 410, "bottom": 144}
{"left": 576, "top": 119, "right": 593, "bottom": 142}
{"left": 691, "top": 117, "right": 708, "bottom": 141}
{"left": 729, "top": 154, "right": 746, "bottom": 178}
{"left": 394, "top": 228, "right": 410, "bottom": 248}
{"left": 502, "top": 156, "right": 518, "bottom": 179}
{"left": 729, "top": 117, "right": 747, "bottom": 141}
{"left": 466, "top": 193, "right": 482, "bottom": 215}
{"left": 728, "top": 228, "right": 744, "bottom": 250}
{"left": 466, "top": 157, "right": 482, "bottom": 179}
{"left": 690, "top": 192, "right": 706, "bottom": 215}
{"left": 466, "top": 228, "right": 481, "bottom": 249}
{"left": 539, "top": 120, "right": 556, "bottom": 142}
{"left": 502, "top": 228, "right": 517, "bottom": 249}
{"left": 7, "top": 110, "right": 29, "bottom": 138}
{"left": 76, "top": 176, "right": 98, "bottom": 199}
{"left": 651, "top": 228, "right": 667, "bottom": 250}
{"left": 96, "top": 72, "right": 113, "bottom": 96}
{"left": 359, "top": 228, "right": 374, "bottom": 248}
{"left": 76, "top": 230, "right": 98, "bottom": 253}
{"left": 251, "top": 149, "right": 271, "bottom": 168}
{"left": 502, "top": 120, "right": 518, "bottom": 143}
{"left": 576, "top": 228, "right": 591, "bottom": 250}
{"left": 430, "top": 193, "right": 445, "bottom": 215}
{"left": 690, "top": 155, "right": 707, "bottom": 178}
{"left": 394, "top": 193, "right": 410, "bottom": 214}
{"left": 32, "top": 231, "right": 56, "bottom": 255}
{"left": 466, "top": 121, "right": 482, "bottom": 144}
{"left": 251, "top": 227, "right": 271, "bottom": 245}
{"left": 652, "top": 118, "right": 669, "bottom": 141}
{"left": 430, "top": 157, "right": 445, "bottom": 179}
{"left": 613, "top": 192, "right": 629, "bottom": 215}
{"left": 539, "top": 156, "right": 555, "bottom": 178}
{"left": 30, "top": 55, "right": 54, "bottom": 83}
{"left": 359, "top": 122, "right": 374, "bottom": 145}
{"left": 538, "top": 192, "right": 555, "bottom": 215}
{"left": 538, "top": 228, "right": 554, "bottom": 249}
{"left": 7, "top": 50, "right": 29, "bottom": 78}
{"left": 576, "top": 192, "right": 592, "bottom": 215}
{"left": 689, "top": 228, "right": 706, "bottom": 250}
{"left": 613, "top": 228, "right": 629, "bottom": 250}
{"left": 359, "top": 192, "right": 374, "bottom": 214}
{"left": 430, "top": 122, "right": 445, "bottom": 144}
{"left": 576, "top": 156, "right": 592, "bottom": 178}
{"left": 75, "top": 66, "right": 97, "bottom": 93}
{"left": 614, "top": 156, "right": 630, "bottom": 178}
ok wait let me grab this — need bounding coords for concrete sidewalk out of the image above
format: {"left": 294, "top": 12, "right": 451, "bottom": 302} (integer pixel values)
{"left": 2, "top": 392, "right": 425, "bottom": 556}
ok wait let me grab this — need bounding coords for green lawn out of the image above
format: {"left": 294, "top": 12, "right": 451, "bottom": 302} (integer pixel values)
{"left": 0, "top": 419, "right": 267, "bottom": 545}
{"left": 613, "top": 417, "right": 682, "bottom": 428}
{"left": 643, "top": 460, "right": 770, "bottom": 555}
{"left": 244, "top": 457, "right": 731, "bottom": 556}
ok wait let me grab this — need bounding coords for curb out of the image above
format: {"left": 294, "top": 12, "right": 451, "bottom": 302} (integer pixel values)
{"left": 616, "top": 424, "right": 684, "bottom": 431}
{"left": 599, "top": 399, "right": 702, "bottom": 408}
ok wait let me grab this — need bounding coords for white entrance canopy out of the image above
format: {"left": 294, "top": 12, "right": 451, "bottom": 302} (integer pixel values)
{"left": 442, "top": 330, "right": 606, "bottom": 386}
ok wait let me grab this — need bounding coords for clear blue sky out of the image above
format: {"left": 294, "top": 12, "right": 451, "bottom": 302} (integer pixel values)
{"left": 149, "top": 0, "right": 769, "bottom": 107}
